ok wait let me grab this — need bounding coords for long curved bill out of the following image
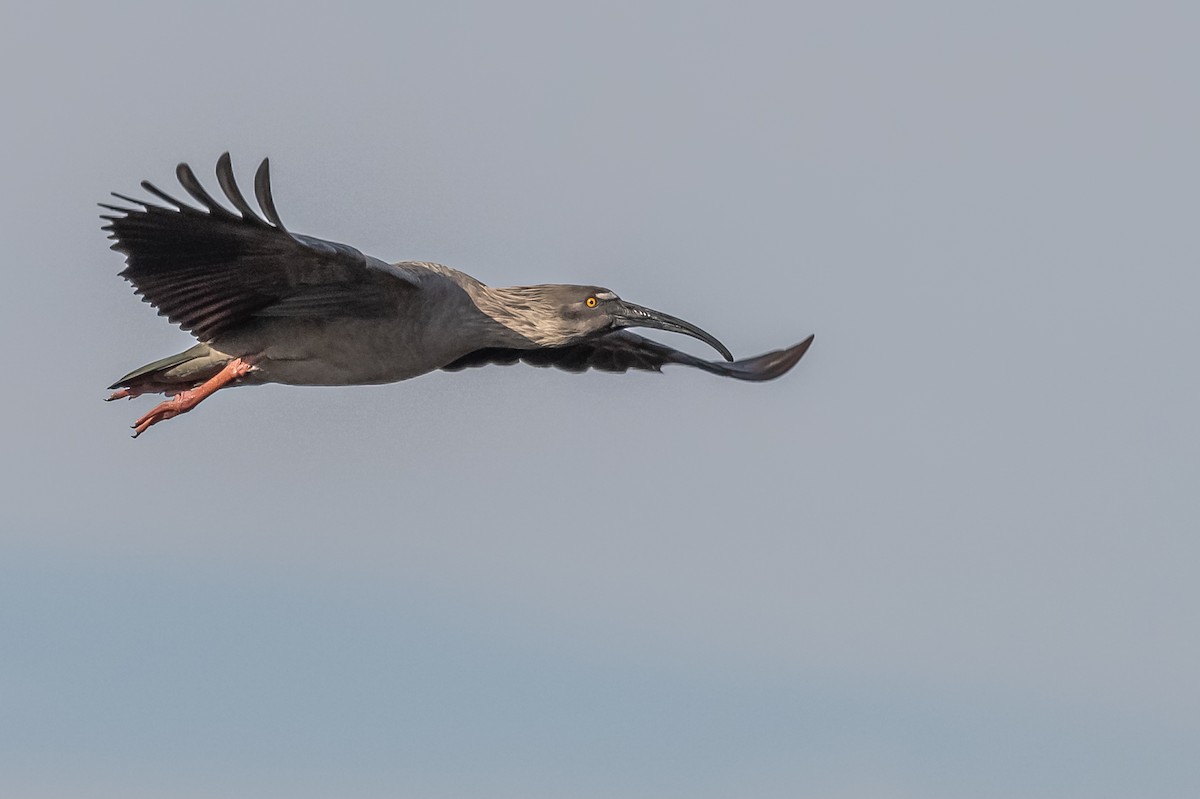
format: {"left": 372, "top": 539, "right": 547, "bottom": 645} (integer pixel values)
{"left": 611, "top": 301, "right": 734, "bottom": 362}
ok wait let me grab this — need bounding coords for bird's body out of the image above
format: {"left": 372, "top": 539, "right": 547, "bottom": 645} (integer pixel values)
{"left": 103, "top": 154, "right": 814, "bottom": 436}
{"left": 198, "top": 264, "right": 528, "bottom": 386}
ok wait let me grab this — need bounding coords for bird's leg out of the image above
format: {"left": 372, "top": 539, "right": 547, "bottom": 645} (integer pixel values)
{"left": 130, "top": 358, "right": 254, "bottom": 438}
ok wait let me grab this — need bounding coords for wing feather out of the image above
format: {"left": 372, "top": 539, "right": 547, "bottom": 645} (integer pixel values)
{"left": 443, "top": 331, "right": 814, "bottom": 381}
{"left": 175, "top": 162, "right": 238, "bottom": 220}
{"left": 254, "top": 157, "right": 287, "bottom": 229}
{"left": 102, "top": 153, "right": 419, "bottom": 342}
{"left": 214, "top": 152, "right": 268, "bottom": 224}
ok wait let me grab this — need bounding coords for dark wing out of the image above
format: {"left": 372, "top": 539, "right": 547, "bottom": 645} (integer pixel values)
{"left": 443, "top": 331, "right": 814, "bottom": 381}
{"left": 101, "top": 152, "right": 420, "bottom": 342}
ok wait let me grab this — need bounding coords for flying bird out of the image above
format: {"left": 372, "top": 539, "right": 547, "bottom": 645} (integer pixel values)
{"left": 102, "top": 154, "right": 814, "bottom": 437}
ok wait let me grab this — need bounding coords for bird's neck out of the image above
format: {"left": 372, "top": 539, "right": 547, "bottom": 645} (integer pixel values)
{"left": 405, "top": 263, "right": 582, "bottom": 349}
{"left": 469, "top": 284, "right": 580, "bottom": 349}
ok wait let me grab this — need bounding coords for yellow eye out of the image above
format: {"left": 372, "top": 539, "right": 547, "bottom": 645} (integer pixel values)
{"left": 585, "top": 296, "right": 598, "bottom": 308}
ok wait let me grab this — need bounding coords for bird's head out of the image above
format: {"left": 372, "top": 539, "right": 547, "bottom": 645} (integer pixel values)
{"left": 537, "top": 285, "right": 734, "bottom": 361}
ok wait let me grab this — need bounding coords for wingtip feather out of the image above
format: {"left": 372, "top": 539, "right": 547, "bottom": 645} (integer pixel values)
{"left": 215, "top": 152, "right": 269, "bottom": 225}
{"left": 254, "top": 157, "right": 287, "bottom": 230}
{"left": 176, "top": 161, "right": 237, "bottom": 219}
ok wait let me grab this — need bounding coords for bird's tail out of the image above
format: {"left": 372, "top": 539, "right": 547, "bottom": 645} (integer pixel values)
{"left": 106, "top": 343, "right": 229, "bottom": 397}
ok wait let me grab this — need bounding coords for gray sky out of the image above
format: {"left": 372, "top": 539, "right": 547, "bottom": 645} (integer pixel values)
{"left": 2, "top": 2, "right": 1197, "bottom": 797}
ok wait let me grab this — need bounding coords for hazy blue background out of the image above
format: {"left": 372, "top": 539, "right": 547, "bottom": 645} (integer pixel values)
{"left": 2, "top": 2, "right": 1196, "bottom": 797}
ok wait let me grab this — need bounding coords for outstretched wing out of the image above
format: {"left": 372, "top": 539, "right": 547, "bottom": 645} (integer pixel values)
{"left": 101, "top": 153, "right": 420, "bottom": 342}
{"left": 443, "top": 331, "right": 814, "bottom": 381}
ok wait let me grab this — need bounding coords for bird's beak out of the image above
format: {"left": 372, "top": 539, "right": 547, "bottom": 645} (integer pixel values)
{"left": 611, "top": 301, "right": 734, "bottom": 361}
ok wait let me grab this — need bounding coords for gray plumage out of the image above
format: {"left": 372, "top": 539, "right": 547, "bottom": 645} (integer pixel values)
{"left": 102, "top": 153, "right": 814, "bottom": 436}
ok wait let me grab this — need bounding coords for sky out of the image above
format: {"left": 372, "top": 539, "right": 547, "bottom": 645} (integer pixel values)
{"left": 1, "top": 1, "right": 1197, "bottom": 797}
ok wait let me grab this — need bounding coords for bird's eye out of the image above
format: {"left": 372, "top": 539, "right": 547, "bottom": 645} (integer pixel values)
{"left": 585, "top": 296, "right": 598, "bottom": 308}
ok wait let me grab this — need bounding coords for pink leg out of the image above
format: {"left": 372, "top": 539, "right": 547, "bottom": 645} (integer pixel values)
{"left": 131, "top": 358, "right": 254, "bottom": 438}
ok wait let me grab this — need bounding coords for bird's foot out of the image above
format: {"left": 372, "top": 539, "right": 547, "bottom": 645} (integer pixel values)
{"left": 108, "top": 384, "right": 191, "bottom": 401}
{"left": 131, "top": 395, "right": 189, "bottom": 437}
{"left": 128, "top": 358, "right": 254, "bottom": 438}
{"left": 132, "top": 395, "right": 184, "bottom": 436}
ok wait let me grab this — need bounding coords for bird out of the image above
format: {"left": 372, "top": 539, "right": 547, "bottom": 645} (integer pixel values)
{"left": 102, "top": 153, "right": 814, "bottom": 437}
